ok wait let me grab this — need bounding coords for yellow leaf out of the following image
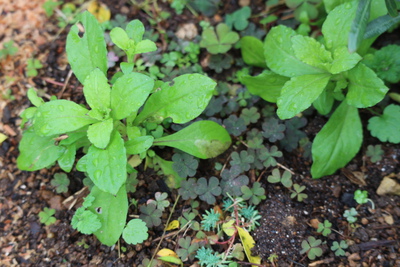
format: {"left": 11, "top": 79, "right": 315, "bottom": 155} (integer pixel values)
{"left": 0, "top": 133, "right": 7, "bottom": 144}
{"left": 157, "top": 248, "right": 178, "bottom": 258}
{"left": 87, "top": 1, "right": 111, "bottom": 23}
{"left": 166, "top": 220, "right": 180, "bottom": 231}
{"left": 236, "top": 226, "right": 261, "bottom": 266}
{"left": 222, "top": 219, "right": 235, "bottom": 236}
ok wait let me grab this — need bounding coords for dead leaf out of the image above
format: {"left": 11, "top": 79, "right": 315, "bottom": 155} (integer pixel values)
{"left": 377, "top": 176, "right": 400, "bottom": 196}
{"left": 341, "top": 168, "right": 366, "bottom": 186}
{"left": 87, "top": 0, "right": 111, "bottom": 23}
{"left": 236, "top": 226, "right": 261, "bottom": 266}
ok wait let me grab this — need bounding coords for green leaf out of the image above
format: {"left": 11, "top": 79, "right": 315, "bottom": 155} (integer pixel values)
{"left": 87, "top": 118, "right": 114, "bottom": 149}
{"left": 125, "top": 135, "right": 154, "bottom": 154}
{"left": 322, "top": 1, "right": 357, "bottom": 51}
{"left": 346, "top": 63, "right": 388, "bottom": 108}
{"left": 34, "top": 100, "right": 97, "bottom": 136}
{"left": 135, "top": 39, "right": 157, "bottom": 54}
{"left": 123, "top": 219, "right": 149, "bottom": 245}
{"left": 240, "top": 36, "right": 266, "bottom": 68}
{"left": 126, "top": 20, "right": 144, "bottom": 42}
{"left": 311, "top": 101, "right": 362, "bottom": 178}
{"left": 71, "top": 208, "right": 102, "bottom": 234}
{"left": 291, "top": 35, "right": 332, "bottom": 71}
{"left": 17, "top": 130, "right": 65, "bottom": 171}
{"left": 86, "top": 131, "right": 127, "bottom": 195}
{"left": 66, "top": 11, "right": 107, "bottom": 84}
{"left": 240, "top": 71, "right": 289, "bottom": 103}
{"left": 364, "top": 14, "right": 400, "bottom": 39}
{"left": 348, "top": 0, "right": 372, "bottom": 53}
{"left": 134, "top": 74, "right": 216, "bottom": 124}
{"left": 264, "top": 25, "right": 326, "bottom": 77}
{"left": 385, "top": 0, "right": 398, "bottom": 17}
{"left": 83, "top": 68, "right": 111, "bottom": 111}
{"left": 110, "top": 72, "right": 154, "bottom": 120}
{"left": 88, "top": 186, "right": 128, "bottom": 246}
{"left": 368, "top": 104, "right": 400, "bottom": 143}
{"left": 153, "top": 120, "right": 231, "bottom": 159}
{"left": 199, "top": 23, "right": 239, "bottom": 54}
{"left": 110, "top": 27, "right": 131, "bottom": 50}
{"left": 313, "top": 84, "right": 335, "bottom": 115}
{"left": 330, "top": 46, "right": 362, "bottom": 74}
{"left": 277, "top": 74, "right": 331, "bottom": 119}
{"left": 27, "top": 88, "right": 44, "bottom": 107}
{"left": 39, "top": 207, "right": 57, "bottom": 226}
{"left": 58, "top": 144, "right": 76, "bottom": 172}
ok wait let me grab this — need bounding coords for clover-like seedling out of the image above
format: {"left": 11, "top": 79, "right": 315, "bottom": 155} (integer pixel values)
{"left": 300, "top": 236, "right": 323, "bottom": 260}
{"left": 51, "top": 173, "right": 70, "bottom": 193}
{"left": 208, "top": 54, "right": 233, "bottom": 73}
{"left": 0, "top": 40, "right": 18, "bottom": 59}
{"left": 258, "top": 145, "right": 283, "bottom": 168}
{"left": 177, "top": 236, "right": 200, "bottom": 261}
{"left": 194, "top": 177, "right": 222, "bottom": 205}
{"left": 138, "top": 258, "right": 161, "bottom": 267}
{"left": 172, "top": 152, "right": 199, "bottom": 178}
{"left": 267, "top": 168, "right": 293, "bottom": 188}
{"left": 285, "top": 0, "right": 321, "bottom": 21}
{"left": 200, "top": 23, "right": 240, "bottom": 54}
{"left": 223, "top": 114, "right": 247, "bottom": 136}
{"left": 331, "top": 240, "right": 348, "bottom": 257}
{"left": 225, "top": 6, "right": 252, "bottom": 31}
{"left": 354, "top": 189, "right": 375, "bottom": 210}
{"left": 240, "top": 107, "right": 261, "bottom": 126}
{"left": 241, "top": 182, "right": 266, "bottom": 205}
{"left": 39, "top": 207, "right": 57, "bottom": 226}
{"left": 343, "top": 208, "right": 358, "bottom": 224}
{"left": 147, "top": 192, "right": 170, "bottom": 211}
{"left": 220, "top": 165, "right": 250, "bottom": 197}
{"left": 317, "top": 220, "right": 332, "bottom": 237}
{"left": 290, "top": 184, "right": 308, "bottom": 202}
{"left": 365, "top": 144, "right": 384, "bottom": 163}
{"left": 179, "top": 209, "right": 200, "bottom": 231}
{"left": 230, "top": 150, "right": 254, "bottom": 172}
{"left": 246, "top": 129, "right": 264, "bottom": 149}
{"left": 122, "top": 219, "right": 149, "bottom": 245}
{"left": 178, "top": 178, "right": 198, "bottom": 200}
{"left": 262, "top": 118, "right": 286, "bottom": 142}
{"left": 139, "top": 203, "right": 163, "bottom": 228}
{"left": 26, "top": 58, "right": 43, "bottom": 77}
{"left": 280, "top": 117, "right": 307, "bottom": 152}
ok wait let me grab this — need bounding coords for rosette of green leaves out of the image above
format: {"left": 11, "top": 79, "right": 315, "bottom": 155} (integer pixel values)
{"left": 17, "top": 11, "right": 231, "bottom": 246}
{"left": 239, "top": 2, "right": 389, "bottom": 178}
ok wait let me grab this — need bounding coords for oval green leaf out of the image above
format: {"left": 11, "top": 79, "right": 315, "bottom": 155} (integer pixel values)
{"left": 83, "top": 68, "right": 111, "bottom": 112}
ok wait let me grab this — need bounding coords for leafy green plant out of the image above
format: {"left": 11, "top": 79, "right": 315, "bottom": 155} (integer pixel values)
{"left": 172, "top": 152, "right": 199, "bottom": 178}
{"left": 39, "top": 207, "right": 57, "bottom": 226}
{"left": 220, "top": 166, "right": 249, "bottom": 197}
{"left": 331, "top": 240, "right": 348, "bottom": 256}
{"left": 300, "top": 236, "right": 323, "bottom": 260}
{"left": 230, "top": 151, "right": 254, "bottom": 172}
{"left": 0, "top": 40, "right": 18, "bottom": 60}
{"left": 122, "top": 219, "right": 149, "bottom": 245}
{"left": 285, "top": 0, "right": 322, "bottom": 21}
{"left": 354, "top": 189, "right": 375, "bottom": 209}
{"left": 171, "top": 0, "right": 188, "bottom": 14}
{"left": 368, "top": 104, "right": 400, "bottom": 144}
{"left": 343, "top": 207, "right": 358, "bottom": 223}
{"left": 290, "top": 184, "right": 308, "bottom": 202}
{"left": 17, "top": 12, "right": 231, "bottom": 246}
{"left": 139, "top": 203, "right": 163, "bottom": 228}
{"left": 317, "top": 220, "right": 332, "bottom": 237}
{"left": 147, "top": 192, "right": 170, "bottom": 211}
{"left": 262, "top": 118, "right": 286, "bottom": 143}
{"left": 363, "top": 45, "right": 400, "bottom": 83}
{"left": 240, "top": 107, "right": 260, "bottom": 126}
{"left": 201, "top": 208, "right": 220, "bottom": 231}
{"left": 177, "top": 236, "right": 200, "bottom": 261}
{"left": 51, "top": 173, "right": 70, "bottom": 193}
{"left": 26, "top": 58, "right": 43, "bottom": 77}
{"left": 257, "top": 146, "right": 283, "bottom": 168}
{"left": 240, "top": 2, "right": 390, "bottom": 178}
{"left": 195, "top": 177, "right": 222, "bottom": 205}
{"left": 223, "top": 115, "right": 247, "bottom": 136}
{"left": 189, "top": 0, "right": 220, "bottom": 17}
{"left": 195, "top": 247, "right": 224, "bottom": 267}
{"left": 200, "top": 23, "right": 240, "bottom": 54}
{"left": 208, "top": 54, "right": 233, "bottom": 73}
{"left": 225, "top": 6, "right": 252, "bottom": 31}
{"left": 241, "top": 182, "right": 266, "bottom": 205}
{"left": 267, "top": 168, "right": 293, "bottom": 188}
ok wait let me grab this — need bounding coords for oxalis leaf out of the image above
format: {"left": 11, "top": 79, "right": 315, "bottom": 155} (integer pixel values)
{"left": 153, "top": 120, "right": 231, "bottom": 159}
{"left": 88, "top": 186, "right": 128, "bottom": 246}
{"left": 311, "top": 101, "right": 362, "bottom": 178}
{"left": 86, "top": 131, "right": 127, "bottom": 195}
{"left": 368, "top": 104, "right": 400, "bottom": 144}
{"left": 134, "top": 74, "right": 216, "bottom": 125}
{"left": 66, "top": 11, "right": 108, "bottom": 84}
{"left": 34, "top": 100, "right": 98, "bottom": 136}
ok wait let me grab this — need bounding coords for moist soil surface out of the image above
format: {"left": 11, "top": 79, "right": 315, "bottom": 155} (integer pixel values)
{"left": 1, "top": 1, "right": 400, "bottom": 266}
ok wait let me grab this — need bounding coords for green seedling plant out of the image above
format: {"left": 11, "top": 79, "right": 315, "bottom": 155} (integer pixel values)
{"left": 200, "top": 23, "right": 240, "bottom": 54}
{"left": 290, "top": 184, "right": 308, "bottom": 202}
{"left": 225, "top": 6, "right": 252, "bottom": 31}
{"left": 285, "top": 0, "right": 322, "bottom": 21}
{"left": 300, "top": 236, "right": 323, "bottom": 260}
{"left": 343, "top": 207, "right": 358, "bottom": 224}
{"left": 39, "top": 207, "right": 57, "bottom": 226}
{"left": 0, "top": 40, "right": 18, "bottom": 59}
{"left": 354, "top": 189, "right": 375, "bottom": 210}
{"left": 17, "top": 12, "right": 231, "bottom": 246}
{"left": 365, "top": 144, "right": 384, "bottom": 162}
{"left": 317, "top": 219, "right": 332, "bottom": 236}
{"left": 26, "top": 58, "right": 43, "bottom": 77}
{"left": 331, "top": 240, "right": 348, "bottom": 257}
{"left": 240, "top": 1, "right": 391, "bottom": 178}
{"left": 51, "top": 173, "right": 70, "bottom": 193}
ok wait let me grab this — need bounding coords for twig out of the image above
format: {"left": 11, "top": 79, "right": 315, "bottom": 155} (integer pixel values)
{"left": 277, "top": 162, "right": 295, "bottom": 175}
{"left": 58, "top": 69, "right": 73, "bottom": 98}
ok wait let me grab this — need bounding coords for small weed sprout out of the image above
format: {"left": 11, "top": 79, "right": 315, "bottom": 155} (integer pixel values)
{"left": 300, "top": 236, "right": 323, "bottom": 260}
{"left": 317, "top": 220, "right": 332, "bottom": 237}
{"left": 343, "top": 208, "right": 358, "bottom": 224}
{"left": 354, "top": 189, "right": 375, "bottom": 210}
{"left": 331, "top": 240, "right": 348, "bottom": 257}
